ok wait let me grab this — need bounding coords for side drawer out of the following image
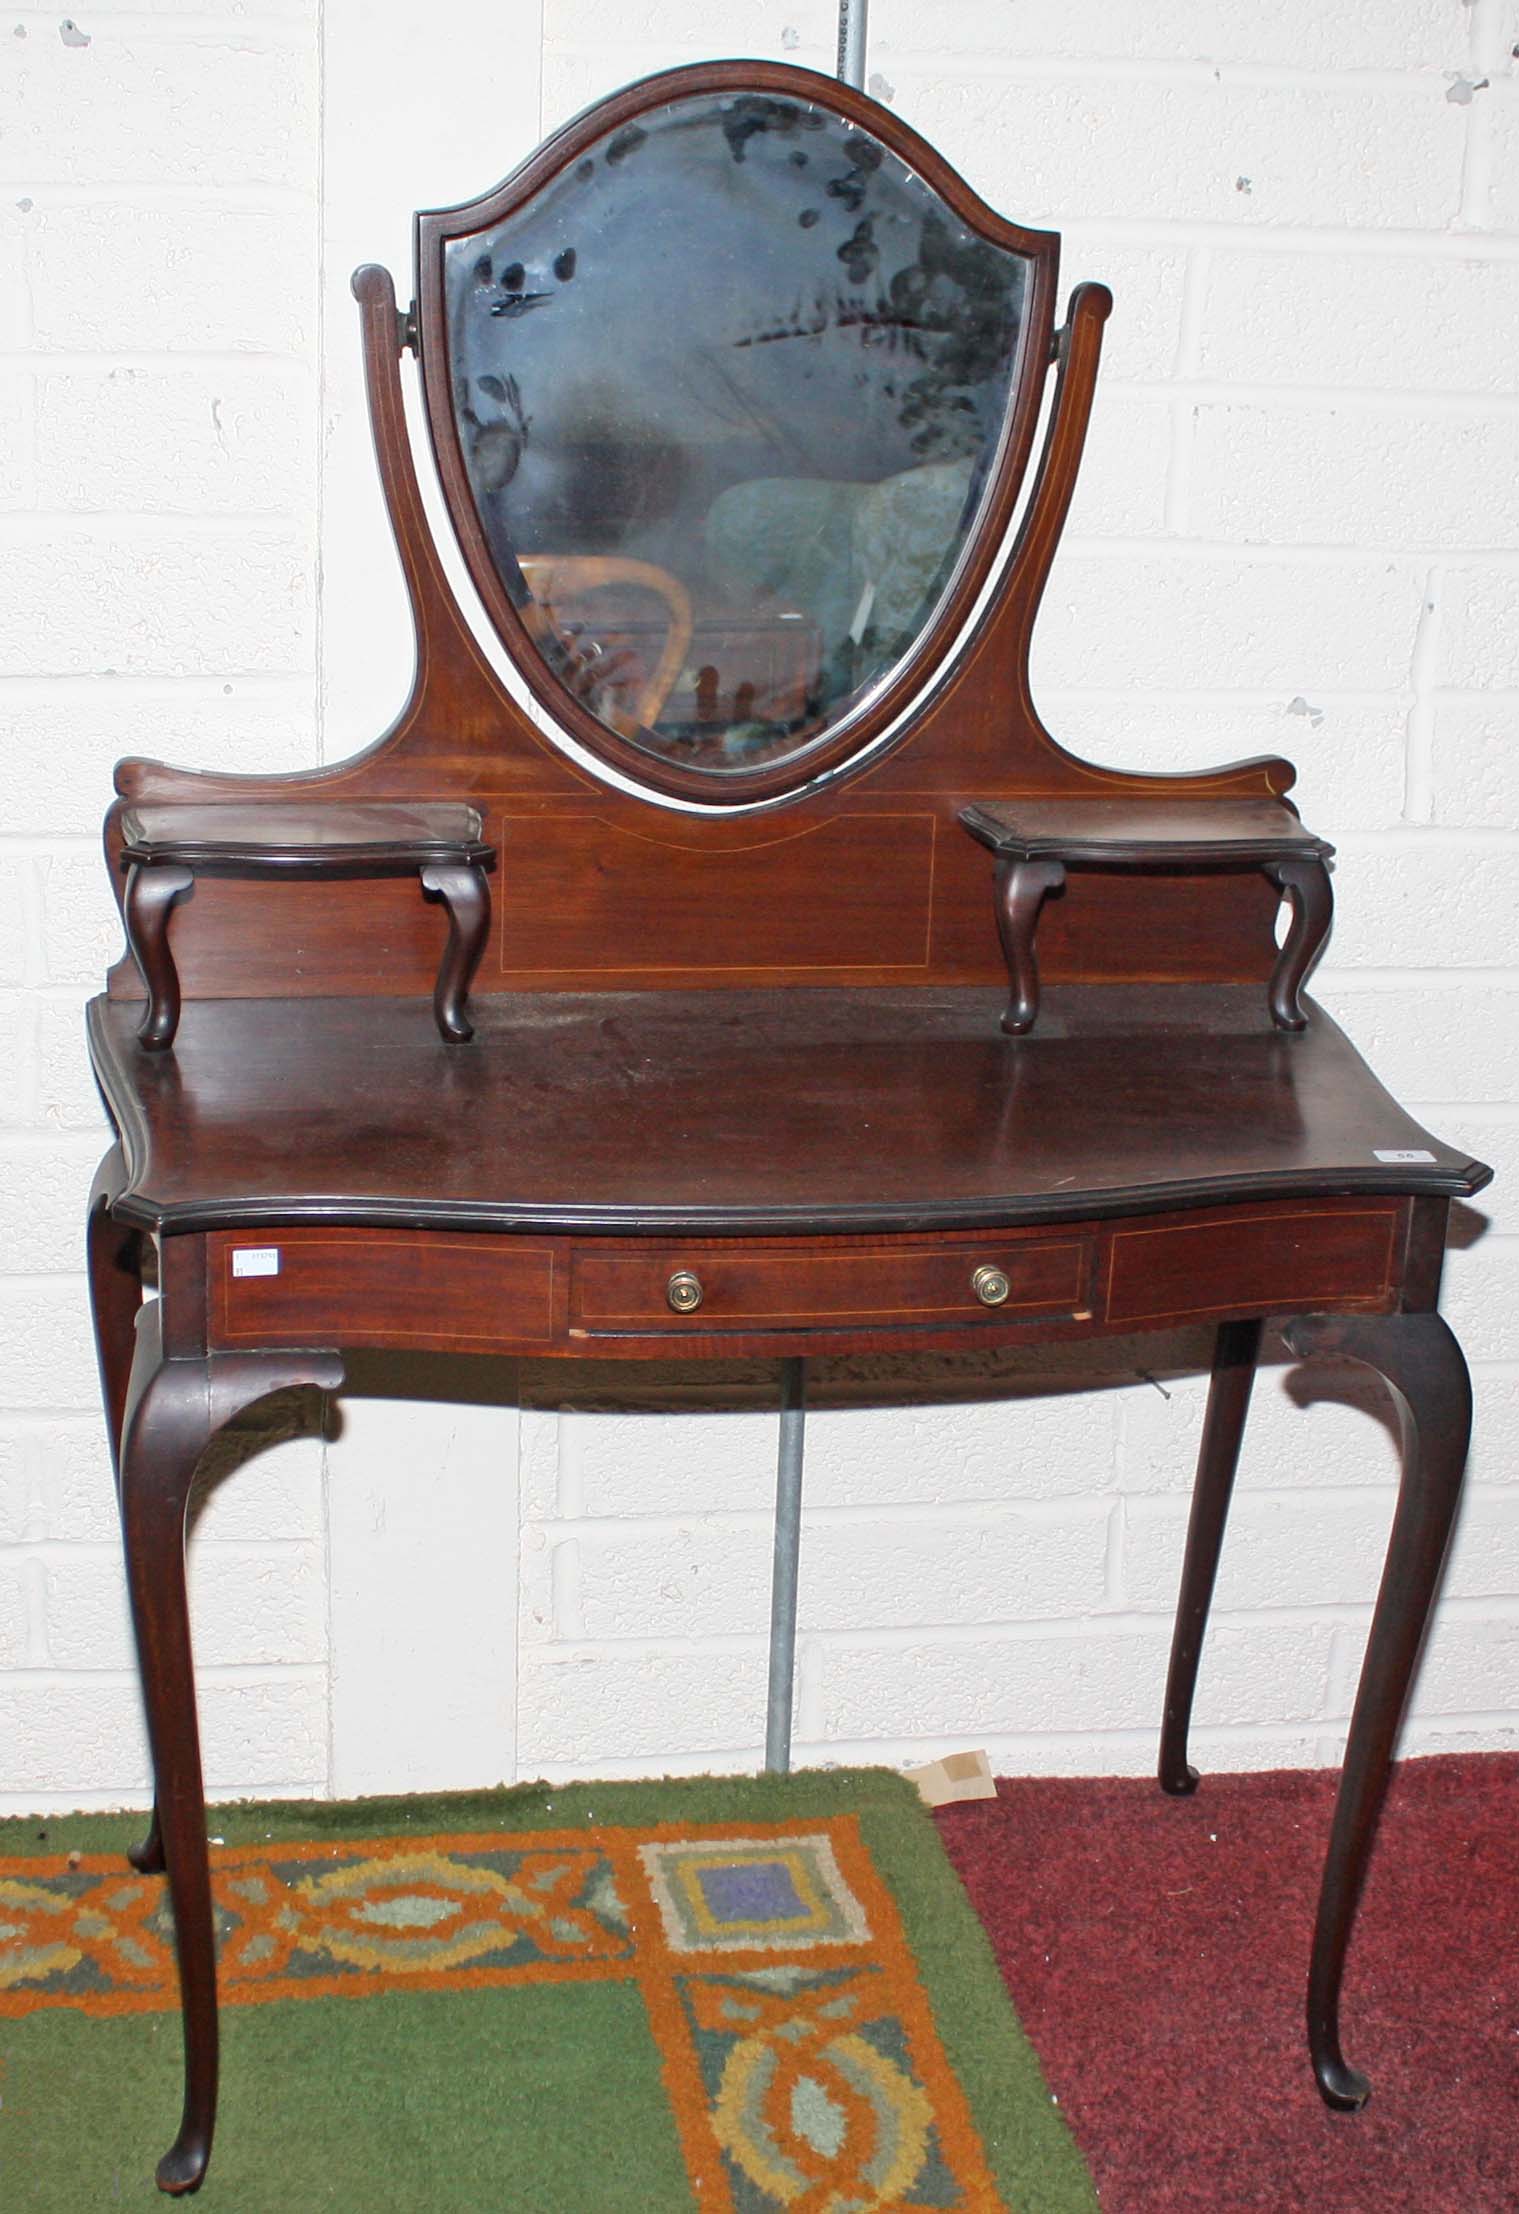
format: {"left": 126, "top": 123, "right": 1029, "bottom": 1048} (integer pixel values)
{"left": 209, "top": 1228, "right": 557, "bottom": 1352}
{"left": 1103, "top": 1203, "right": 1401, "bottom": 1327}
{"left": 570, "top": 1236, "right": 1092, "bottom": 1336}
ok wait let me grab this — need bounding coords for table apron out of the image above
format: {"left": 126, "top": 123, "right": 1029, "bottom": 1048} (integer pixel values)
{"left": 201, "top": 1197, "right": 1411, "bottom": 1359}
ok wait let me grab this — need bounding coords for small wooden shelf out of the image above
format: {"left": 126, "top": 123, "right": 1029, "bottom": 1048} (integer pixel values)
{"left": 118, "top": 801, "right": 496, "bottom": 1049}
{"left": 960, "top": 796, "right": 1334, "bottom": 1036}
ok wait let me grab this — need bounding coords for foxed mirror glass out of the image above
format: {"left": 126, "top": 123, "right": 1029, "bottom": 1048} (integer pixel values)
{"left": 440, "top": 90, "right": 1033, "bottom": 782}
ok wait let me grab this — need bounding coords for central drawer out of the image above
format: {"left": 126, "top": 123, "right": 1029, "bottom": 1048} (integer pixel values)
{"left": 570, "top": 1236, "right": 1092, "bottom": 1335}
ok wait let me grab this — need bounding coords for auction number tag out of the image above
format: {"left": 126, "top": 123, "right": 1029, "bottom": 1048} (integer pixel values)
{"left": 232, "top": 1247, "right": 281, "bottom": 1278}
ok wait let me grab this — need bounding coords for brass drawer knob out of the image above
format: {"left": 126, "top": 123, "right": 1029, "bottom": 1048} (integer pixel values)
{"left": 666, "top": 1269, "right": 704, "bottom": 1313}
{"left": 972, "top": 1264, "right": 1011, "bottom": 1307}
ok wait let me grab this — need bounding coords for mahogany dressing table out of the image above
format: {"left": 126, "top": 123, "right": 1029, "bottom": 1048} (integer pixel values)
{"left": 82, "top": 61, "right": 1492, "bottom": 2196}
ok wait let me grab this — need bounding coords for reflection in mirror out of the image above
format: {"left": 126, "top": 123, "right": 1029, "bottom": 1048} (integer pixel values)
{"left": 444, "top": 92, "right": 1030, "bottom": 779}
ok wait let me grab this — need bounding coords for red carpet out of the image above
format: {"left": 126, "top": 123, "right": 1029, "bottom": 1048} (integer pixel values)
{"left": 936, "top": 1754, "right": 1519, "bottom": 2214}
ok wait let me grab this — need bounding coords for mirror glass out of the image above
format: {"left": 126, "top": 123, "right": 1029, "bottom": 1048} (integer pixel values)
{"left": 444, "top": 91, "right": 1031, "bottom": 779}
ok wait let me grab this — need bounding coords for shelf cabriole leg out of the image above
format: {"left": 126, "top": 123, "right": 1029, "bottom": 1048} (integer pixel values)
{"left": 994, "top": 857, "right": 1065, "bottom": 1036}
{"left": 1281, "top": 1308, "right": 1471, "bottom": 2113}
{"left": 1158, "top": 1315, "right": 1263, "bottom": 1795}
{"left": 123, "top": 863, "right": 195, "bottom": 1052}
{"left": 1266, "top": 858, "right": 1333, "bottom": 1032}
{"left": 421, "top": 862, "right": 491, "bottom": 1044}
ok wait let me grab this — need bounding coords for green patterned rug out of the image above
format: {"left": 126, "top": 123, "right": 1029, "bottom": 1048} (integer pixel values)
{"left": 0, "top": 1768, "right": 1096, "bottom": 2211}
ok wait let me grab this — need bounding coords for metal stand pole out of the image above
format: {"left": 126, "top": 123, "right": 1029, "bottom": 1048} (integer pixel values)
{"left": 836, "top": 0, "right": 869, "bottom": 90}
{"left": 763, "top": 3, "right": 857, "bottom": 1773}
{"left": 764, "top": 1357, "right": 807, "bottom": 1773}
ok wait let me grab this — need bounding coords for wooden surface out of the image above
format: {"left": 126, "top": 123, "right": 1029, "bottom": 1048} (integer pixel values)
{"left": 960, "top": 795, "right": 1335, "bottom": 866}
{"left": 88, "top": 985, "right": 1488, "bottom": 1242}
{"left": 120, "top": 801, "right": 491, "bottom": 870}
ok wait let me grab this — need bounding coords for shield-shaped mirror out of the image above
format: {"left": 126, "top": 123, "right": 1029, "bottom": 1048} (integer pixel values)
{"left": 418, "top": 66, "right": 1056, "bottom": 803}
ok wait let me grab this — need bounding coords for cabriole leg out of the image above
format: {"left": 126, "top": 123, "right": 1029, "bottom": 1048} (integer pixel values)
{"left": 118, "top": 1308, "right": 218, "bottom": 2194}
{"left": 1158, "top": 1315, "right": 1263, "bottom": 1795}
{"left": 993, "top": 857, "right": 1065, "bottom": 1037}
{"left": 87, "top": 1148, "right": 140, "bottom": 1461}
{"left": 118, "top": 1301, "right": 342, "bottom": 2194}
{"left": 1266, "top": 858, "right": 1333, "bottom": 1032}
{"left": 123, "top": 863, "right": 195, "bottom": 1051}
{"left": 87, "top": 1151, "right": 165, "bottom": 1872}
{"left": 128, "top": 1794, "right": 168, "bottom": 1878}
{"left": 420, "top": 862, "right": 491, "bottom": 1043}
{"left": 1281, "top": 1309, "right": 1471, "bottom": 2113}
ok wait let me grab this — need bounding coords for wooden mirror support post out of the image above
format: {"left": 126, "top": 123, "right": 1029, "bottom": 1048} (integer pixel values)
{"left": 80, "top": 58, "right": 1491, "bottom": 2198}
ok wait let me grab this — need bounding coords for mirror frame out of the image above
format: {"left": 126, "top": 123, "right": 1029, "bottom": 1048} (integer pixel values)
{"left": 415, "top": 59, "right": 1059, "bottom": 808}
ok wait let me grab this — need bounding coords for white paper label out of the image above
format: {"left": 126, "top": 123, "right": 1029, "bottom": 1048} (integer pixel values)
{"left": 1373, "top": 1149, "right": 1436, "bottom": 1165}
{"left": 232, "top": 1247, "right": 280, "bottom": 1278}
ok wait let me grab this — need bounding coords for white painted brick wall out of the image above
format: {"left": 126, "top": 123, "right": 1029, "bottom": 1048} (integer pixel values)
{"left": 869, "top": 2, "right": 1470, "bottom": 72}
{"left": 971, "top": 82, "right": 1460, "bottom": 233}
{"left": 2, "top": 28, "right": 315, "bottom": 190}
{"left": 1188, "top": 404, "right": 1519, "bottom": 549}
{"left": 26, "top": 205, "right": 315, "bottom": 353}
{"left": 0, "top": 0, "right": 327, "bottom": 1814}
{"left": 0, "top": 531, "right": 315, "bottom": 676}
{"left": 1035, "top": 553, "right": 1425, "bottom": 692}
{"left": 1194, "top": 251, "right": 1519, "bottom": 391}
{"left": 3, "top": 1, "right": 1516, "bottom": 1813}
{"left": 36, "top": 366, "right": 317, "bottom": 515}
